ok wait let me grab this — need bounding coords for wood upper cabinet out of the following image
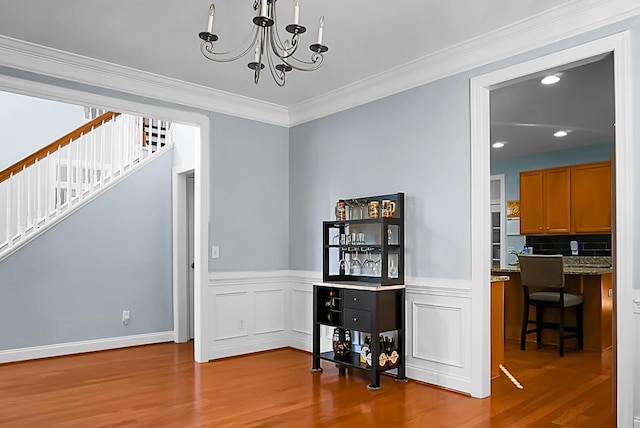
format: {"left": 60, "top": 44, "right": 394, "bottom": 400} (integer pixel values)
{"left": 519, "top": 170, "right": 544, "bottom": 234}
{"left": 543, "top": 167, "right": 571, "bottom": 233}
{"left": 571, "top": 161, "right": 612, "bottom": 233}
{"left": 520, "top": 167, "right": 571, "bottom": 235}
{"left": 519, "top": 161, "right": 611, "bottom": 235}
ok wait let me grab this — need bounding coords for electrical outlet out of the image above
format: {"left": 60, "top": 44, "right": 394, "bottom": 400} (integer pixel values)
{"left": 122, "top": 310, "right": 131, "bottom": 325}
{"left": 239, "top": 319, "right": 244, "bottom": 330}
{"left": 211, "top": 246, "right": 220, "bottom": 259}
{"left": 507, "top": 246, "right": 514, "bottom": 253}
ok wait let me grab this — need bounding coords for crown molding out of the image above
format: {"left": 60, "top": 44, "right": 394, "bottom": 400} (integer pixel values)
{"left": 288, "top": 0, "right": 640, "bottom": 126}
{"left": 0, "top": 1, "right": 638, "bottom": 128}
{"left": 0, "top": 35, "right": 289, "bottom": 127}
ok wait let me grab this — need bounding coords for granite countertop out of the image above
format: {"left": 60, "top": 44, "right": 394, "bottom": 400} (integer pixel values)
{"left": 492, "top": 255, "right": 612, "bottom": 276}
{"left": 491, "top": 275, "right": 510, "bottom": 282}
{"left": 492, "top": 266, "right": 612, "bottom": 275}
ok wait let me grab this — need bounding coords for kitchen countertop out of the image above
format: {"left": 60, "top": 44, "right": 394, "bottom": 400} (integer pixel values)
{"left": 491, "top": 275, "right": 510, "bottom": 282}
{"left": 492, "top": 266, "right": 612, "bottom": 276}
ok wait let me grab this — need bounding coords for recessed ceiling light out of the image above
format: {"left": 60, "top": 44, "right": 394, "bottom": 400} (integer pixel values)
{"left": 554, "top": 130, "right": 568, "bottom": 137}
{"left": 492, "top": 141, "right": 506, "bottom": 148}
{"left": 541, "top": 75, "right": 560, "bottom": 85}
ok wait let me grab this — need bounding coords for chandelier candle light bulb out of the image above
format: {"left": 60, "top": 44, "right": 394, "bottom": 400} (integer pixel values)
{"left": 317, "top": 16, "right": 324, "bottom": 45}
{"left": 294, "top": 0, "right": 300, "bottom": 25}
{"left": 206, "top": 5, "right": 215, "bottom": 33}
{"left": 260, "top": 0, "right": 268, "bottom": 18}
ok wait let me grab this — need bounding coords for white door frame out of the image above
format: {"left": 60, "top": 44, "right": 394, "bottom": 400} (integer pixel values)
{"left": 172, "top": 165, "right": 195, "bottom": 343}
{"left": 0, "top": 73, "right": 212, "bottom": 364}
{"left": 470, "top": 32, "right": 632, "bottom": 422}
{"left": 490, "top": 174, "right": 506, "bottom": 269}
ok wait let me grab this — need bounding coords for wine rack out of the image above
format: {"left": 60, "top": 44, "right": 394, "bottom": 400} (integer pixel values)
{"left": 311, "top": 284, "right": 406, "bottom": 390}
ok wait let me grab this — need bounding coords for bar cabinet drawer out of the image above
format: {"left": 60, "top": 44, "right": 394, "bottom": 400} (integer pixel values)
{"left": 344, "top": 289, "right": 372, "bottom": 310}
{"left": 344, "top": 308, "right": 371, "bottom": 332}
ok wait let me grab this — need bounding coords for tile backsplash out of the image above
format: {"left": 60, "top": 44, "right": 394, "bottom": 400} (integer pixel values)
{"left": 525, "top": 234, "right": 611, "bottom": 257}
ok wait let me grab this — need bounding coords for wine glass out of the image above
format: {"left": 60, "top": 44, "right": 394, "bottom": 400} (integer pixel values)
{"left": 350, "top": 247, "right": 362, "bottom": 275}
{"left": 373, "top": 258, "right": 381, "bottom": 276}
{"left": 362, "top": 247, "right": 376, "bottom": 274}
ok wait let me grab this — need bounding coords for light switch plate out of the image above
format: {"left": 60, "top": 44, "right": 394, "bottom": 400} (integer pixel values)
{"left": 211, "top": 246, "right": 220, "bottom": 259}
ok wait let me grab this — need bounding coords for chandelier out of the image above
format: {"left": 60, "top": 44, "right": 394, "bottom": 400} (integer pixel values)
{"left": 198, "top": 0, "right": 328, "bottom": 87}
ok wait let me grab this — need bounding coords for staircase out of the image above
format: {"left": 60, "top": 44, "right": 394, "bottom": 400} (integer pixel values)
{"left": 0, "top": 111, "right": 173, "bottom": 261}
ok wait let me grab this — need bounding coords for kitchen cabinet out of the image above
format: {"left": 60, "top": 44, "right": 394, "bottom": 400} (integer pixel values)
{"left": 519, "top": 170, "right": 543, "bottom": 234}
{"left": 571, "top": 161, "right": 612, "bottom": 233}
{"left": 520, "top": 167, "right": 571, "bottom": 235}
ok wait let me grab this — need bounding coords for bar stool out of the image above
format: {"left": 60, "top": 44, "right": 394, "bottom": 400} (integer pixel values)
{"left": 519, "top": 254, "right": 584, "bottom": 357}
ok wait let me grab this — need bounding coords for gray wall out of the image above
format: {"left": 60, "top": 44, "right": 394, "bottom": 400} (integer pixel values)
{"left": 0, "top": 91, "right": 86, "bottom": 170}
{"left": 289, "top": 17, "right": 640, "bottom": 282}
{"left": 0, "top": 150, "right": 173, "bottom": 350}
{"left": 209, "top": 113, "right": 289, "bottom": 272}
{"left": 1, "top": 12, "right": 640, "bottom": 353}
{"left": 289, "top": 74, "right": 472, "bottom": 280}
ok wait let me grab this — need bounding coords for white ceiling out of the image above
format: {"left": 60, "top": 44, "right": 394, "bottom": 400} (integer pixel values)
{"left": 0, "top": 0, "right": 618, "bottom": 158}
{"left": 0, "top": 0, "right": 574, "bottom": 107}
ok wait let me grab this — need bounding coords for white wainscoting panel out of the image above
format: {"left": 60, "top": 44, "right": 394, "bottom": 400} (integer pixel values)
{"left": 405, "top": 282, "right": 473, "bottom": 394}
{"left": 291, "top": 288, "right": 312, "bottom": 336}
{"left": 254, "top": 288, "right": 285, "bottom": 335}
{"left": 207, "top": 271, "right": 290, "bottom": 360}
{"left": 213, "top": 290, "right": 250, "bottom": 340}
{"left": 412, "top": 302, "right": 464, "bottom": 368}
{"left": 206, "top": 271, "right": 477, "bottom": 395}
{"left": 288, "top": 271, "right": 319, "bottom": 352}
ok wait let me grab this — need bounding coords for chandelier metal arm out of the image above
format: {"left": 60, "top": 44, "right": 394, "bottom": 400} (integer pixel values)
{"left": 282, "top": 53, "right": 324, "bottom": 72}
{"left": 253, "top": 29, "right": 267, "bottom": 84}
{"left": 197, "top": 1, "right": 328, "bottom": 86}
{"left": 269, "top": 3, "right": 300, "bottom": 58}
{"left": 266, "top": 40, "right": 286, "bottom": 87}
{"left": 200, "top": 26, "right": 259, "bottom": 63}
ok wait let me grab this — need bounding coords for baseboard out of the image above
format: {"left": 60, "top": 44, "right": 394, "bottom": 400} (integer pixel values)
{"left": 287, "top": 334, "right": 312, "bottom": 353}
{"left": 0, "top": 331, "right": 174, "bottom": 364}
{"left": 405, "top": 362, "right": 472, "bottom": 395}
{"left": 208, "top": 337, "right": 289, "bottom": 360}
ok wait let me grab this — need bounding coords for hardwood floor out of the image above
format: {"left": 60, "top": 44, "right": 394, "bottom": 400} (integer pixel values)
{"left": 0, "top": 340, "right": 614, "bottom": 427}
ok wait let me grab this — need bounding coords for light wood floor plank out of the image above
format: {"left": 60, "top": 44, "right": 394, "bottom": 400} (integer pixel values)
{"left": 0, "top": 340, "right": 614, "bottom": 427}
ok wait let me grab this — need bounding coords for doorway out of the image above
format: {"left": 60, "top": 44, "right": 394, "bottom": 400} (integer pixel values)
{"left": 173, "top": 167, "right": 196, "bottom": 343}
{"left": 187, "top": 174, "right": 195, "bottom": 340}
{"left": 488, "top": 54, "right": 616, "bottom": 419}
{"left": 469, "top": 32, "right": 633, "bottom": 421}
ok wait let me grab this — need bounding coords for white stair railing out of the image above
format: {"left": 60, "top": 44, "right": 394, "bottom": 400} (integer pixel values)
{"left": 0, "top": 112, "right": 173, "bottom": 260}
